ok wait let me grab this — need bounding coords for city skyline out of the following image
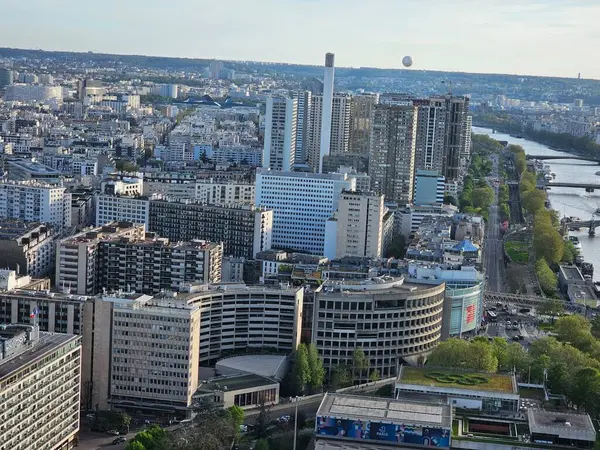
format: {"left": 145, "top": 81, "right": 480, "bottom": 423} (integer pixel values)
{"left": 1, "top": 0, "right": 599, "bottom": 79}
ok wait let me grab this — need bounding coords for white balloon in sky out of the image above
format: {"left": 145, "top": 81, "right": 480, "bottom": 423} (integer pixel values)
{"left": 402, "top": 56, "right": 413, "bottom": 68}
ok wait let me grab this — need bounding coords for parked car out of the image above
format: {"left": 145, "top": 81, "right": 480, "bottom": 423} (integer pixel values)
{"left": 107, "top": 430, "right": 120, "bottom": 436}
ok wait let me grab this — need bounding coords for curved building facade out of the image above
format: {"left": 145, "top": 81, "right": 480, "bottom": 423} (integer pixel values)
{"left": 444, "top": 281, "right": 484, "bottom": 337}
{"left": 184, "top": 284, "right": 303, "bottom": 365}
{"left": 312, "top": 277, "right": 445, "bottom": 382}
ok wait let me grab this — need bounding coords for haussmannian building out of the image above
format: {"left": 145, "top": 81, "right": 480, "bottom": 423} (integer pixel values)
{"left": 0, "top": 325, "right": 81, "bottom": 450}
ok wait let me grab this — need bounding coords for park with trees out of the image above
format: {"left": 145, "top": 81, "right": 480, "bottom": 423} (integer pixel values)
{"left": 511, "top": 145, "right": 577, "bottom": 296}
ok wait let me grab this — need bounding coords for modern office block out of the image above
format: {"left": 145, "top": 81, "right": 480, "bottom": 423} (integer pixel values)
{"left": 0, "top": 68, "right": 13, "bottom": 89}
{"left": 294, "top": 90, "right": 312, "bottom": 164}
{"left": 95, "top": 195, "right": 150, "bottom": 228}
{"left": 414, "top": 98, "right": 447, "bottom": 174}
{"left": 369, "top": 101, "right": 417, "bottom": 206}
{"left": 255, "top": 169, "right": 355, "bottom": 255}
{"left": 308, "top": 93, "right": 351, "bottom": 171}
{"left": 0, "top": 326, "right": 81, "bottom": 450}
{"left": 85, "top": 293, "right": 200, "bottom": 413}
{"left": 442, "top": 96, "right": 470, "bottom": 181}
{"left": 263, "top": 97, "right": 297, "bottom": 171}
{"left": 148, "top": 201, "right": 272, "bottom": 259}
{"left": 0, "top": 290, "right": 87, "bottom": 335}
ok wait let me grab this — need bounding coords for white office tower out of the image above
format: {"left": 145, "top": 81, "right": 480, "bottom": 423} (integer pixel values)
{"left": 325, "top": 190, "right": 385, "bottom": 259}
{"left": 369, "top": 97, "right": 417, "bottom": 206}
{"left": 462, "top": 115, "right": 473, "bottom": 163}
{"left": 255, "top": 169, "right": 355, "bottom": 255}
{"left": 263, "top": 97, "right": 297, "bottom": 171}
{"left": 319, "top": 53, "right": 335, "bottom": 173}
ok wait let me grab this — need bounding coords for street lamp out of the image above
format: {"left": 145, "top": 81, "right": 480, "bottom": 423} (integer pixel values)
{"left": 293, "top": 396, "right": 299, "bottom": 450}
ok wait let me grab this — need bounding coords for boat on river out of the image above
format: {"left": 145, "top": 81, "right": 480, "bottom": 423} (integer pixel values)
{"left": 569, "top": 236, "right": 583, "bottom": 250}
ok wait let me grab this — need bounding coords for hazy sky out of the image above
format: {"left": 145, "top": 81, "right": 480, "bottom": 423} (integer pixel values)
{"left": 2, "top": 0, "right": 599, "bottom": 78}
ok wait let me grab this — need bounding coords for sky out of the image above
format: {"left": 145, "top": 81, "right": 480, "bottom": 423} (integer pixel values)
{"left": 2, "top": 0, "right": 599, "bottom": 79}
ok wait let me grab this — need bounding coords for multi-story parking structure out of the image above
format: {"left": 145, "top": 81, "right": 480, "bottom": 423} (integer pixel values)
{"left": 312, "top": 276, "right": 445, "bottom": 382}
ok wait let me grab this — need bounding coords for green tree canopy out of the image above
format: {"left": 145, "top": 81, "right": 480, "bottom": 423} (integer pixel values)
{"left": 535, "top": 259, "right": 558, "bottom": 296}
{"left": 292, "top": 344, "right": 310, "bottom": 394}
{"left": 571, "top": 368, "right": 600, "bottom": 412}
{"left": 228, "top": 405, "right": 244, "bottom": 431}
{"left": 331, "top": 364, "right": 353, "bottom": 390}
{"left": 522, "top": 189, "right": 546, "bottom": 215}
{"left": 471, "top": 186, "right": 494, "bottom": 209}
{"left": 307, "top": 343, "right": 325, "bottom": 391}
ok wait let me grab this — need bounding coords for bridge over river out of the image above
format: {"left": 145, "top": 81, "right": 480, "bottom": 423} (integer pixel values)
{"left": 527, "top": 154, "right": 600, "bottom": 163}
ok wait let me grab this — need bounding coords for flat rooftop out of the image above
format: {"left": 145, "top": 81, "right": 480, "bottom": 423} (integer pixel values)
{"left": 561, "top": 265, "right": 584, "bottom": 282}
{"left": 398, "top": 366, "right": 517, "bottom": 394}
{"left": 0, "top": 220, "right": 46, "bottom": 239}
{"left": 8, "top": 159, "right": 60, "bottom": 175}
{"left": 528, "top": 410, "right": 596, "bottom": 442}
{"left": 216, "top": 354, "right": 287, "bottom": 380}
{"left": 0, "top": 332, "right": 79, "bottom": 381}
{"left": 317, "top": 393, "right": 452, "bottom": 429}
{"left": 196, "top": 373, "right": 277, "bottom": 394}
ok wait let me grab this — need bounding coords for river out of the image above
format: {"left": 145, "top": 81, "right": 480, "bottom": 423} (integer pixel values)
{"left": 473, "top": 126, "right": 600, "bottom": 281}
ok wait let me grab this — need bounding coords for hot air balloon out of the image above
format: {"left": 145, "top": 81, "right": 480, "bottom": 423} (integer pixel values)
{"left": 402, "top": 56, "right": 413, "bottom": 68}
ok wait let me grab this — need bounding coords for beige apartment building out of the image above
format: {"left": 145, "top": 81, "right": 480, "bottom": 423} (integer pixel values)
{"left": 327, "top": 190, "right": 386, "bottom": 259}
{"left": 83, "top": 293, "right": 201, "bottom": 413}
{"left": 0, "top": 326, "right": 81, "bottom": 450}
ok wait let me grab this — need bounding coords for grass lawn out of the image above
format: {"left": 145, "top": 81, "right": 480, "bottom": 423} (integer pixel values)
{"left": 538, "top": 323, "right": 555, "bottom": 332}
{"left": 504, "top": 241, "right": 529, "bottom": 263}
{"left": 401, "top": 367, "right": 515, "bottom": 393}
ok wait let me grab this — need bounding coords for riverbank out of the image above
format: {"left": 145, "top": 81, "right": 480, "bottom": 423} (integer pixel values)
{"left": 475, "top": 126, "right": 599, "bottom": 284}
{"left": 473, "top": 118, "right": 600, "bottom": 160}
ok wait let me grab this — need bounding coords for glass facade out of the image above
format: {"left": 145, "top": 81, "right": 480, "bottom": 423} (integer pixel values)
{"left": 445, "top": 281, "right": 484, "bottom": 336}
